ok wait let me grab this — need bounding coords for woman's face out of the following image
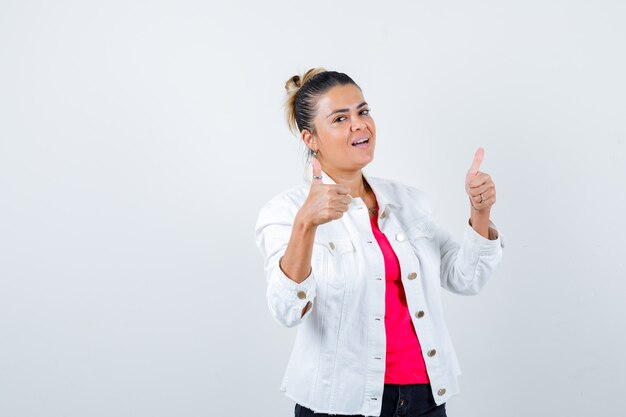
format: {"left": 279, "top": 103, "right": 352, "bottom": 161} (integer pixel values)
{"left": 305, "top": 84, "right": 376, "bottom": 173}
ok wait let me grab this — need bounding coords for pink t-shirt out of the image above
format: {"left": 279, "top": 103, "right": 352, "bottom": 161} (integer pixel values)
{"left": 370, "top": 209, "right": 430, "bottom": 384}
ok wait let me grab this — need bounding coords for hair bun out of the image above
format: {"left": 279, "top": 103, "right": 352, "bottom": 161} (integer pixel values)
{"left": 283, "top": 67, "right": 332, "bottom": 136}
{"left": 285, "top": 75, "right": 301, "bottom": 93}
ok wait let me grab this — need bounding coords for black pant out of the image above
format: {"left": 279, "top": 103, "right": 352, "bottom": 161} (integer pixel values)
{"left": 295, "top": 384, "right": 447, "bottom": 417}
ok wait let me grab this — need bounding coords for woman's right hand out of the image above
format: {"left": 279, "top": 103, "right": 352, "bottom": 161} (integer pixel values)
{"left": 297, "top": 158, "right": 353, "bottom": 227}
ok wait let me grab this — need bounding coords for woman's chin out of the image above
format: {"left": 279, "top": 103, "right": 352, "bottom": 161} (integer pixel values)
{"left": 356, "top": 152, "right": 375, "bottom": 168}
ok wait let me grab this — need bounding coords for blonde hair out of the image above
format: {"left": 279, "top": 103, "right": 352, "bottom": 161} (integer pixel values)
{"left": 283, "top": 68, "right": 360, "bottom": 139}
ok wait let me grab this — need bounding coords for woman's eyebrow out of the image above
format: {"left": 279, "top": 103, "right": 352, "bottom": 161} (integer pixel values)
{"left": 326, "top": 102, "right": 368, "bottom": 118}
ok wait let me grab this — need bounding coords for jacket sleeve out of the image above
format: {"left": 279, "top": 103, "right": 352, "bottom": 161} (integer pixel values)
{"left": 254, "top": 197, "right": 317, "bottom": 328}
{"left": 438, "top": 218, "right": 505, "bottom": 295}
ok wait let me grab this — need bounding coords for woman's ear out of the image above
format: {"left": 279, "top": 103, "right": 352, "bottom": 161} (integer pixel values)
{"left": 301, "top": 129, "right": 317, "bottom": 153}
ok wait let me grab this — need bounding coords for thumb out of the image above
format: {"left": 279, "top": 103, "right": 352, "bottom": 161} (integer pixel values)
{"left": 311, "top": 157, "right": 323, "bottom": 184}
{"left": 468, "top": 147, "right": 484, "bottom": 175}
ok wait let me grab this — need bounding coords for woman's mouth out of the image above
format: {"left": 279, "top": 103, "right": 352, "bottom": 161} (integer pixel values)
{"left": 351, "top": 137, "right": 370, "bottom": 148}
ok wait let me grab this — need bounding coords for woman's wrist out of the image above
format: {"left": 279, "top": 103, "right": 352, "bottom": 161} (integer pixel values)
{"left": 295, "top": 210, "right": 317, "bottom": 233}
{"left": 469, "top": 208, "right": 491, "bottom": 239}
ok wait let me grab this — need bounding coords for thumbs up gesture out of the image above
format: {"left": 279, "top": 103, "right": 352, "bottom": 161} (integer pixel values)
{"left": 297, "top": 157, "right": 353, "bottom": 227}
{"left": 465, "top": 147, "right": 496, "bottom": 212}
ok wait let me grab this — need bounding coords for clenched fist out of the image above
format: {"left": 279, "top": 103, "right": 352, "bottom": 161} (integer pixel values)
{"left": 465, "top": 147, "right": 497, "bottom": 212}
{"left": 297, "top": 158, "right": 353, "bottom": 227}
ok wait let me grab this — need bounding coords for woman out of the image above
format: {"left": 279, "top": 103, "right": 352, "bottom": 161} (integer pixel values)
{"left": 254, "top": 68, "right": 505, "bottom": 417}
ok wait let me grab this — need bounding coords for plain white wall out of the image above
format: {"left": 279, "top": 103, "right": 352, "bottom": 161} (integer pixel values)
{"left": 1, "top": 1, "right": 624, "bottom": 416}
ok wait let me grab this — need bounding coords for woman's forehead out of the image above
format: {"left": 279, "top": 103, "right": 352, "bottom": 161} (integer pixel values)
{"left": 316, "top": 85, "right": 365, "bottom": 113}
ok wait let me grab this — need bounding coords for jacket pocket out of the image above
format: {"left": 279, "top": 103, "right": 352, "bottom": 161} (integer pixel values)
{"left": 315, "top": 237, "right": 355, "bottom": 289}
{"left": 406, "top": 215, "right": 439, "bottom": 269}
{"left": 406, "top": 214, "right": 437, "bottom": 241}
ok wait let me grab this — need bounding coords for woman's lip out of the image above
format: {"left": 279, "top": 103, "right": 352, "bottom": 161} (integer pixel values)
{"left": 352, "top": 140, "right": 371, "bottom": 149}
{"left": 351, "top": 137, "right": 369, "bottom": 145}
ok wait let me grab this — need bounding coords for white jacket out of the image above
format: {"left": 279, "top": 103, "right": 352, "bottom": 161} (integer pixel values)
{"left": 254, "top": 168, "right": 505, "bottom": 416}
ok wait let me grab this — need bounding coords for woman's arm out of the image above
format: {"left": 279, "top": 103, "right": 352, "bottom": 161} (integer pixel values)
{"left": 283, "top": 159, "right": 351, "bottom": 286}
{"left": 255, "top": 199, "right": 319, "bottom": 328}
{"left": 279, "top": 213, "right": 317, "bottom": 318}
{"left": 256, "top": 159, "right": 352, "bottom": 326}
{"left": 469, "top": 209, "right": 498, "bottom": 240}
{"left": 438, "top": 218, "right": 504, "bottom": 295}
{"left": 279, "top": 213, "right": 318, "bottom": 284}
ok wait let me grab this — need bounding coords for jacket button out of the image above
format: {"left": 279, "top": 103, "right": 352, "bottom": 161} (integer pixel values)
{"left": 395, "top": 233, "right": 405, "bottom": 242}
{"left": 408, "top": 272, "right": 417, "bottom": 280}
{"left": 415, "top": 310, "right": 425, "bottom": 318}
{"left": 297, "top": 291, "right": 307, "bottom": 300}
{"left": 380, "top": 211, "right": 387, "bottom": 219}
{"left": 329, "top": 242, "right": 335, "bottom": 250}
{"left": 438, "top": 388, "right": 446, "bottom": 396}
{"left": 427, "top": 349, "right": 437, "bottom": 357}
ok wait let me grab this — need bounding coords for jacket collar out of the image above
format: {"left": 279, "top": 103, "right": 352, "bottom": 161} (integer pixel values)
{"left": 317, "top": 168, "right": 402, "bottom": 210}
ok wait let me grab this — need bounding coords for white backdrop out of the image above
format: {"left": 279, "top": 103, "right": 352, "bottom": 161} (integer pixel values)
{"left": 1, "top": 1, "right": 625, "bottom": 416}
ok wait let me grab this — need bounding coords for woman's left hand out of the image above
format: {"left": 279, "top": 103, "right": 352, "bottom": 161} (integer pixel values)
{"left": 465, "top": 147, "right": 496, "bottom": 212}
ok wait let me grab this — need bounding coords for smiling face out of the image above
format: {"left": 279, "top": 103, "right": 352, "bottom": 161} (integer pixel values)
{"left": 303, "top": 84, "right": 376, "bottom": 174}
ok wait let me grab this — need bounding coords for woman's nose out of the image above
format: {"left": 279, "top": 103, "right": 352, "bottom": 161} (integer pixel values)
{"left": 351, "top": 117, "right": 366, "bottom": 131}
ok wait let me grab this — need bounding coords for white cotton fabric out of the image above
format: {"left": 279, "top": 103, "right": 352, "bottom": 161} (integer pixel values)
{"left": 254, "top": 169, "right": 505, "bottom": 416}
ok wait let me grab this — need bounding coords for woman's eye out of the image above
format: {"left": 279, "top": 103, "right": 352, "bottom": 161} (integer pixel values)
{"left": 334, "top": 109, "right": 370, "bottom": 123}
